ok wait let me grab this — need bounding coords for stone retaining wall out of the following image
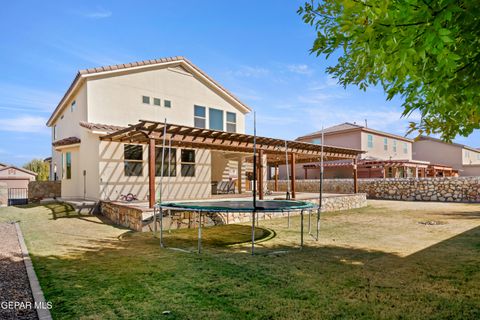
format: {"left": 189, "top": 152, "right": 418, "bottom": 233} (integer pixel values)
{"left": 0, "top": 182, "right": 7, "bottom": 207}
{"left": 268, "top": 177, "right": 480, "bottom": 202}
{"left": 28, "top": 181, "right": 61, "bottom": 202}
{"left": 100, "top": 193, "right": 367, "bottom": 232}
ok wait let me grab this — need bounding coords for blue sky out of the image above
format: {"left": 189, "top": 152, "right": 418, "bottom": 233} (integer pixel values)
{"left": 1, "top": 0, "right": 479, "bottom": 166}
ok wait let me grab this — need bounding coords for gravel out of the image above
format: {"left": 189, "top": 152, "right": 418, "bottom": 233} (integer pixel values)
{"left": 0, "top": 223, "right": 38, "bottom": 320}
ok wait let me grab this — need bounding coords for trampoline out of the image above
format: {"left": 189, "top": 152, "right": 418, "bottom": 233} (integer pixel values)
{"left": 154, "top": 199, "right": 318, "bottom": 254}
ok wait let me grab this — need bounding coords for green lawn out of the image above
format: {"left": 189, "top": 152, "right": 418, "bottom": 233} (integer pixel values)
{"left": 1, "top": 201, "right": 480, "bottom": 319}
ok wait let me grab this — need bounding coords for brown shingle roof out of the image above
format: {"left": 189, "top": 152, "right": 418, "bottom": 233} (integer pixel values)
{"left": 79, "top": 121, "right": 125, "bottom": 133}
{"left": 52, "top": 137, "right": 81, "bottom": 147}
{"left": 47, "top": 56, "right": 252, "bottom": 126}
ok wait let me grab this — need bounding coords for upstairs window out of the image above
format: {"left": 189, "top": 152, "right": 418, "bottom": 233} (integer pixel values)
{"left": 71, "top": 100, "right": 76, "bottom": 112}
{"left": 155, "top": 147, "right": 176, "bottom": 177}
{"left": 383, "top": 138, "right": 388, "bottom": 151}
{"left": 65, "top": 152, "right": 72, "bottom": 180}
{"left": 194, "top": 105, "right": 206, "bottom": 128}
{"left": 181, "top": 149, "right": 195, "bottom": 177}
{"left": 312, "top": 138, "right": 322, "bottom": 145}
{"left": 403, "top": 142, "right": 408, "bottom": 154}
{"left": 393, "top": 140, "right": 397, "bottom": 152}
{"left": 153, "top": 98, "right": 161, "bottom": 106}
{"left": 53, "top": 125, "right": 57, "bottom": 140}
{"left": 209, "top": 108, "right": 224, "bottom": 131}
{"left": 164, "top": 100, "right": 172, "bottom": 108}
{"left": 226, "top": 112, "right": 237, "bottom": 133}
{"left": 124, "top": 144, "right": 143, "bottom": 176}
{"left": 367, "top": 134, "right": 373, "bottom": 148}
{"left": 142, "top": 96, "right": 150, "bottom": 104}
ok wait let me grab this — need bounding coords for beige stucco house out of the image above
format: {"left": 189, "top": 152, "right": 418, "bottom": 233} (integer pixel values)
{"left": 47, "top": 57, "right": 252, "bottom": 201}
{"left": 413, "top": 136, "right": 480, "bottom": 176}
{"left": 0, "top": 164, "right": 37, "bottom": 189}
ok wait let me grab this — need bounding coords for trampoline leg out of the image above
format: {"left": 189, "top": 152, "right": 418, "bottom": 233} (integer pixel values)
{"left": 287, "top": 211, "right": 290, "bottom": 229}
{"left": 153, "top": 206, "right": 157, "bottom": 237}
{"left": 308, "top": 210, "right": 311, "bottom": 234}
{"left": 316, "top": 208, "right": 321, "bottom": 241}
{"left": 251, "top": 210, "right": 256, "bottom": 255}
{"left": 160, "top": 208, "right": 164, "bottom": 248}
{"left": 300, "top": 209, "right": 304, "bottom": 249}
{"left": 198, "top": 211, "right": 202, "bottom": 254}
{"left": 168, "top": 209, "right": 172, "bottom": 233}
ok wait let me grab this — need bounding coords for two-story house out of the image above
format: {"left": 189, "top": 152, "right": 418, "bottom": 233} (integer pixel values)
{"left": 286, "top": 122, "right": 454, "bottom": 179}
{"left": 47, "top": 57, "right": 251, "bottom": 202}
{"left": 413, "top": 136, "right": 480, "bottom": 176}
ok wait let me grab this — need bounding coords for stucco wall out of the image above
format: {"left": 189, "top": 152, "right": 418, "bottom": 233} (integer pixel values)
{"left": 268, "top": 177, "right": 480, "bottom": 203}
{"left": 361, "top": 132, "right": 412, "bottom": 161}
{"left": 413, "top": 140, "right": 462, "bottom": 170}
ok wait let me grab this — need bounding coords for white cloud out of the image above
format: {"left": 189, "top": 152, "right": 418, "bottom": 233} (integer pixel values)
{"left": 287, "top": 64, "right": 313, "bottom": 75}
{"left": 80, "top": 7, "right": 112, "bottom": 19}
{"left": 0, "top": 116, "right": 49, "bottom": 134}
{"left": 49, "top": 41, "right": 126, "bottom": 67}
{"left": 228, "top": 66, "right": 270, "bottom": 78}
{"left": 0, "top": 84, "right": 61, "bottom": 113}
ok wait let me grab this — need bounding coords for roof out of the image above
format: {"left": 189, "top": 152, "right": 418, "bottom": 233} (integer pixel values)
{"left": 52, "top": 137, "right": 81, "bottom": 147}
{"left": 297, "top": 122, "right": 413, "bottom": 143}
{"left": 417, "top": 136, "right": 480, "bottom": 153}
{"left": 100, "top": 120, "right": 365, "bottom": 165}
{"left": 80, "top": 121, "right": 125, "bottom": 133}
{"left": 0, "top": 165, "right": 37, "bottom": 176}
{"left": 47, "top": 56, "right": 252, "bottom": 126}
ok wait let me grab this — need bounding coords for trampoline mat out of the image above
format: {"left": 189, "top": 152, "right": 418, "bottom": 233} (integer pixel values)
{"left": 160, "top": 200, "right": 316, "bottom": 212}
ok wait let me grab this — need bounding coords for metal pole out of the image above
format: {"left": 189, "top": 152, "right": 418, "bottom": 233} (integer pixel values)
{"left": 285, "top": 140, "right": 290, "bottom": 199}
{"left": 158, "top": 118, "right": 168, "bottom": 206}
{"left": 300, "top": 209, "right": 304, "bottom": 249}
{"left": 198, "top": 211, "right": 202, "bottom": 254}
{"left": 153, "top": 206, "right": 157, "bottom": 237}
{"left": 252, "top": 111, "right": 257, "bottom": 256}
{"left": 160, "top": 207, "right": 164, "bottom": 248}
{"left": 308, "top": 209, "right": 311, "bottom": 234}
{"left": 287, "top": 211, "right": 290, "bottom": 229}
{"left": 317, "top": 127, "right": 324, "bottom": 241}
{"left": 251, "top": 209, "right": 256, "bottom": 255}
{"left": 168, "top": 209, "right": 172, "bottom": 233}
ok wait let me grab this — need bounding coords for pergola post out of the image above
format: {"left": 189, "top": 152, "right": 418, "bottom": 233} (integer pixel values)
{"left": 290, "top": 153, "right": 296, "bottom": 199}
{"left": 237, "top": 157, "right": 243, "bottom": 194}
{"left": 353, "top": 158, "right": 358, "bottom": 194}
{"left": 148, "top": 137, "right": 156, "bottom": 208}
{"left": 258, "top": 149, "right": 264, "bottom": 200}
{"left": 274, "top": 165, "right": 279, "bottom": 192}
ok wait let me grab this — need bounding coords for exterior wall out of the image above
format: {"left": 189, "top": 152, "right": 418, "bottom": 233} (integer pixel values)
{"left": 28, "top": 181, "right": 61, "bottom": 202}
{"left": 99, "top": 140, "right": 211, "bottom": 202}
{"left": 86, "top": 66, "right": 246, "bottom": 133}
{"left": 413, "top": 140, "right": 462, "bottom": 170}
{"left": 298, "top": 130, "right": 361, "bottom": 150}
{"left": 462, "top": 147, "right": 480, "bottom": 165}
{"left": 268, "top": 177, "right": 480, "bottom": 203}
{"left": 462, "top": 165, "right": 480, "bottom": 177}
{"left": 0, "top": 167, "right": 36, "bottom": 190}
{"left": 361, "top": 132, "right": 412, "bottom": 160}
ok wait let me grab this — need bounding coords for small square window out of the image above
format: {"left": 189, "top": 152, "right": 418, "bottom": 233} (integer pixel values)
{"left": 142, "top": 96, "right": 150, "bottom": 104}
{"left": 71, "top": 100, "right": 76, "bottom": 112}
{"left": 153, "top": 98, "right": 161, "bottom": 106}
{"left": 164, "top": 100, "right": 171, "bottom": 108}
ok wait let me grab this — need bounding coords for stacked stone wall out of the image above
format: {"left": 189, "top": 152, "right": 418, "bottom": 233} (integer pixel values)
{"left": 28, "top": 181, "right": 61, "bottom": 202}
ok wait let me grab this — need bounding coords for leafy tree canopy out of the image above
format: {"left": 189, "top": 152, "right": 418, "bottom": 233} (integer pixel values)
{"left": 24, "top": 159, "right": 49, "bottom": 181}
{"left": 299, "top": 0, "right": 480, "bottom": 141}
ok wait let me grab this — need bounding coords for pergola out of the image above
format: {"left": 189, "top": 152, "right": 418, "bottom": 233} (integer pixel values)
{"left": 100, "top": 120, "right": 364, "bottom": 207}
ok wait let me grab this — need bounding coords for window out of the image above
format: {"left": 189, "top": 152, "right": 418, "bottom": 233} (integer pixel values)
{"left": 153, "top": 97, "right": 161, "bottom": 106}
{"left": 393, "top": 140, "right": 397, "bottom": 152}
{"left": 367, "top": 134, "right": 373, "bottom": 148}
{"left": 181, "top": 149, "right": 195, "bottom": 177}
{"left": 65, "top": 152, "right": 72, "bottom": 180}
{"left": 194, "top": 105, "right": 206, "bottom": 128}
{"left": 403, "top": 142, "right": 408, "bottom": 154}
{"left": 164, "top": 100, "right": 171, "bottom": 108}
{"left": 71, "top": 100, "right": 76, "bottom": 112}
{"left": 53, "top": 125, "right": 57, "bottom": 140}
{"left": 124, "top": 144, "right": 143, "bottom": 176}
{"left": 209, "top": 108, "right": 224, "bottom": 130}
{"left": 155, "top": 147, "right": 176, "bottom": 176}
{"left": 312, "top": 138, "right": 322, "bottom": 145}
{"left": 477, "top": 153, "right": 480, "bottom": 160}
{"left": 383, "top": 138, "right": 388, "bottom": 151}
{"left": 226, "top": 112, "right": 236, "bottom": 132}
{"left": 465, "top": 150, "right": 469, "bottom": 158}
{"left": 142, "top": 96, "right": 150, "bottom": 104}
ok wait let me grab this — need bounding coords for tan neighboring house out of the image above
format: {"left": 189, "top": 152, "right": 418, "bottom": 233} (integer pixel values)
{"left": 0, "top": 165, "right": 37, "bottom": 189}
{"left": 413, "top": 136, "right": 480, "bottom": 176}
{"left": 47, "top": 56, "right": 252, "bottom": 201}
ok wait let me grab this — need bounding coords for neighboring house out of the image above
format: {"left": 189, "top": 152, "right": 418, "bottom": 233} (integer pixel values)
{"left": 413, "top": 136, "right": 480, "bottom": 176}
{"left": 47, "top": 56, "right": 251, "bottom": 201}
{"left": 0, "top": 165, "right": 37, "bottom": 189}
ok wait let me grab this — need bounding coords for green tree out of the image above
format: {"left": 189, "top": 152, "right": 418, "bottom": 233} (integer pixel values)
{"left": 24, "top": 159, "right": 50, "bottom": 181}
{"left": 298, "top": 0, "right": 480, "bottom": 141}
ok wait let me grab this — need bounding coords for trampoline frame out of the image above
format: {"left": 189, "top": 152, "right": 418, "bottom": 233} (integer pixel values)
{"left": 153, "top": 200, "right": 318, "bottom": 254}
